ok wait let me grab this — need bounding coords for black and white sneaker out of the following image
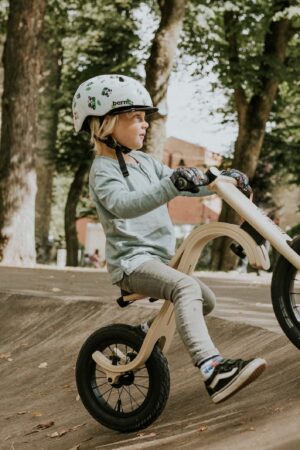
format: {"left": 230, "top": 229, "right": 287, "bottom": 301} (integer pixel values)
{"left": 205, "top": 357, "right": 267, "bottom": 403}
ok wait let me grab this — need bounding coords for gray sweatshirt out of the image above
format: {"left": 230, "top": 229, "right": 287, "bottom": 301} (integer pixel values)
{"left": 89, "top": 150, "right": 213, "bottom": 284}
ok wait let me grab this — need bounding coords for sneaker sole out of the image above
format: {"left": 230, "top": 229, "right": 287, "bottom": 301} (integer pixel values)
{"left": 212, "top": 358, "right": 267, "bottom": 404}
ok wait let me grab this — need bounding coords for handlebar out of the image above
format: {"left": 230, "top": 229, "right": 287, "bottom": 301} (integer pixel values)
{"left": 174, "top": 167, "right": 252, "bottom": 199}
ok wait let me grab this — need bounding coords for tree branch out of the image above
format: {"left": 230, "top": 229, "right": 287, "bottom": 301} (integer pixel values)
{"left": 223, "top": 10, "right": 248, "bottom": 125}
{"left": 251, "top": 2, "right": 295, "bottom": 118}
{"left": 145, "top": 0, "right": 186, "bottom": 105}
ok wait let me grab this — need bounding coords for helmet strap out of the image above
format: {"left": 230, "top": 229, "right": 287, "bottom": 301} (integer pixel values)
{"left": 115, "top": 147, "right": 129, "bottom": 178}
{"left": 93, "top": 134, "right": 131, "bottom": 178}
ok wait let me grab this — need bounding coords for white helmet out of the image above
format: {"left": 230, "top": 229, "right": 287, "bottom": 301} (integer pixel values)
{"left": 72, "top": 74, "right": 158, "bottom": 132}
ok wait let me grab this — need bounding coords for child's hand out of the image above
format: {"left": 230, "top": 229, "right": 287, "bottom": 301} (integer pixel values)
{"left": 170, "top": 167, "right": 209, "bottom": 193}
{"left": 220, "top": 169, "right": 252, "bottom": 197}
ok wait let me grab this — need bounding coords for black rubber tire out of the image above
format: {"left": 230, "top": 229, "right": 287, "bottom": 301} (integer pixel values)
{"left": 271, "top": 235, "right": 300, "bottom": 349}
{"left": 76, "top": 324, "right": 170, "bottom": 432}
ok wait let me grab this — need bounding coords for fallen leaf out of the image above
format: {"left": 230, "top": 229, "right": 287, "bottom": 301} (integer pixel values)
{"left": 136, "top": 432, "right": 156, "bottom": 438}
{"left": 31, "top": 411, "right": 42, "bottom": 417}
{"left": 51, "top": 288, "right": 61, "bottom": 292}
{"left": 71, "top": 423, "right": 86, "bottom": 431}
{"left": 48, "top": 431, "right": 60, "bottom": 438}
{"left": 68, "top": 445, "right": 80, "bottom": 450}
{"left": 0, "top": 352, "right": 13, "bottom": 361}
{"left": 76, "top": 394, "right": 80, "bottom": 401}
{"left": 17, "top": 411, "right": 28, "bottom": 415}
{"left": 35, "top": 421, "right": 54, "bottom": 430}
{"left": 46, "top": 423, "right": 86, "bottom": 439}
{"left": 249, "top": 427, "right": 255, "bottom": 431}
{"left": 58, "top": 428, "right": 69, "bottom": 437}
{"left": 38, "top": 362, "right": 48, "bottom": 369}
{"left": 48, "top": 428, "right": 69, "bottom": 438}
{"left": 198, "top": 426, "right": 208, "bottom": 432}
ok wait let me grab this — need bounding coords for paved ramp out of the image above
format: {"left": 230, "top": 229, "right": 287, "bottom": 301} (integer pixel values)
{"left": 1, "top": 291, "right": 300, "bottom": 450}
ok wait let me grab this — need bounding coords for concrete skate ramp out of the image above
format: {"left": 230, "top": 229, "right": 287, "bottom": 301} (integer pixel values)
{"left": 1, "top": 292, "right": 299, "bottom": 450}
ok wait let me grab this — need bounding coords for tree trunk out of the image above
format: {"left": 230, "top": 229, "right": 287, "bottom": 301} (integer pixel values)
{"left": 65, "top": 163, "right": 90, "bottom": 266}
{"left": 144, "top": 0, "right": 186, "bottom": 161}
{"left": 0, "top": 0, "right": 46, "bottom": 265}
{"left": 35, "top": 28, "right": 63, "bottom": 263}
{"left": 211, "top": 9, "right": 294, "bottom": 271}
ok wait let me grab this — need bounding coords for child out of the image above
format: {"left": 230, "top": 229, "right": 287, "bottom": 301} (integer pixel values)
{"left": 73, "top": 74, "right": 266, "bottom": 404}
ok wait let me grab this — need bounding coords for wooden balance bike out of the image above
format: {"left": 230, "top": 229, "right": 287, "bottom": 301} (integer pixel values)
{"left": 76, "top": 167, "right": 300, "bottom": 432}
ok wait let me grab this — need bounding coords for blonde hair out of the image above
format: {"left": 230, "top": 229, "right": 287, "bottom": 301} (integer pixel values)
{"left": 89, "top": 115, "right": 119, "bottom": 155}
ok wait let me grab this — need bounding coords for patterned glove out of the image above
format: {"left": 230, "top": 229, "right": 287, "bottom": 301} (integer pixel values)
{"left": 170, "top": 167, "right": 208, "bottom": 193}
{"left": 220, "top": 169, "right": 252, "bottom": 197}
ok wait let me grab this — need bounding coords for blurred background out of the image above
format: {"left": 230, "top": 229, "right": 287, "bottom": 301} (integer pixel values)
{"left": 0, "top": 0, "right": 299, "bottom": 271}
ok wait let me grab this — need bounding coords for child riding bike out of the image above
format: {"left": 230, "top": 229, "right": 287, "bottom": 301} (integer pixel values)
{"left": 73, "top": 74, "right": 266, "bottom": 404}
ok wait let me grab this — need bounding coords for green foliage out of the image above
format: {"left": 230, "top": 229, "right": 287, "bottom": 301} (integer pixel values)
{"left": 44, "top": 0, "right": 155, "bottom": 242}
{"left": 287, "top": 223, "right": 300, "bottom": 238}
{"left": 56, "top": 0, "right": 147, "bottom": 175}
{"left": 44, "top": 0, "right": 69, "bottom": 44}
{"left": 181, "top": 0, "right": 300, "bottom": 205}
{"left": 0, "top": 1, "right": 8, "bottom": 38}
{"left": 251, "top": 78, "right": 300, "bottom": 205}
{"left": 182, "top": 1, "right": 300, "bottom": 99}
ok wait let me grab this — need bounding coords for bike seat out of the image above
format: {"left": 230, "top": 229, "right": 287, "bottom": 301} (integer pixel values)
{"left": 116, "top": 289, "right": 159, "bottom": 308}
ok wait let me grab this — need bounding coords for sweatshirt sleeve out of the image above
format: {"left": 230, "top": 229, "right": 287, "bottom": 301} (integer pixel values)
{"left": 181, "top": 186, "right": 214, "bottom": 197}
{"left": 91, "top": 167, "right": 179, "bottom": 219}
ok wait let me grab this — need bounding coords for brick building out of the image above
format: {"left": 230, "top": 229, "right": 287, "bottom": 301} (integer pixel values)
{"left": 165, "top": 137, "right": 222, "bottom": 238}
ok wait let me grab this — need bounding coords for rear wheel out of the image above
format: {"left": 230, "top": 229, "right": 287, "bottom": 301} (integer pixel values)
{"left": 271, "top": 235, "right": 300, "bottom": 349}
{"left": 76, "top": 324, "right": 170, "bottom": 432}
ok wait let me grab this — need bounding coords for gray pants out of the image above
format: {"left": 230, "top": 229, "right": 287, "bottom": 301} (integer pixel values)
{"left": 116, "top": 259, "right": 219, "bottom": 366}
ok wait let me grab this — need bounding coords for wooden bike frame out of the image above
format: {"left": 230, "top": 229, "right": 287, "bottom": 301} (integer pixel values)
{"left": 92, "top": 168, "right": 300, "bottom": 383}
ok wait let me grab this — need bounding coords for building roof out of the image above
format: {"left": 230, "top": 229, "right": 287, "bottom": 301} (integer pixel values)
{"left": 164, "top": 136, "right": 222, "bottom": 168}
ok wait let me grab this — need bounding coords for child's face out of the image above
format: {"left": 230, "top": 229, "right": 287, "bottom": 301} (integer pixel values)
{"left": 112, "top": 111, "right": 149, "bottom": 150}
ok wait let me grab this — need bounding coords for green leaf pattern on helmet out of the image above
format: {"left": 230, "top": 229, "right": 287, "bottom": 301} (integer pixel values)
{"left": 88, "top": 96, "right": 96, "bottom": 110}
{"left": 101, "top": 87, "right": 112, "bottom": 97}
{"left": 72, "top": 74, "right": 157, "bottom": 132}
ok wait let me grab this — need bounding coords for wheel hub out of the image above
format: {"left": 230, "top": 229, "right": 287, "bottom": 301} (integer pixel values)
{"left": 112, "top": 371, "right": 134, "bottom": 388}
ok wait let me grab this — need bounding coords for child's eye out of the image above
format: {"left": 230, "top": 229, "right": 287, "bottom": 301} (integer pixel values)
{"left": 133, "top": 114, "right": 144, "bottom": 122}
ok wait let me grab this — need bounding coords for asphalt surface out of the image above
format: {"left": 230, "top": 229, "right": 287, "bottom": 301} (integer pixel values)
{"left": 0, "top": 265, "right": 280, "bottom": 333}
{"left": 1, "top": 266, "right": 299, "bottom": 450}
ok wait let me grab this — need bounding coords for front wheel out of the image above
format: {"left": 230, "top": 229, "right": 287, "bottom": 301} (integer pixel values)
{"left": 76, "top": 324, "right": 170, "bottom": 432}
{"left": 271, "top": 235, "right": 300, "bottom": 349}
